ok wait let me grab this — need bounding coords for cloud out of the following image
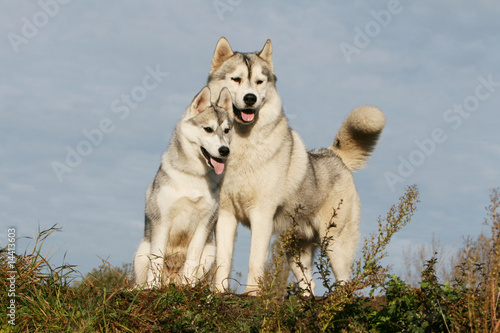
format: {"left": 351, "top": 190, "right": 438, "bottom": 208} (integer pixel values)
{"left": 1, "top": 1, "right": 499, "bottom": 295}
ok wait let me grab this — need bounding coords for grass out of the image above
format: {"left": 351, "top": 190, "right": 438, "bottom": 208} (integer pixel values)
{"left": 1, "top": 185, "right": 499, "bottom": 332}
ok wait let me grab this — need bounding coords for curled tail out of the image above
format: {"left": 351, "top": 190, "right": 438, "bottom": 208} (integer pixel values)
{"left": 330, "top": 105, "right": 386, "bottom": 171}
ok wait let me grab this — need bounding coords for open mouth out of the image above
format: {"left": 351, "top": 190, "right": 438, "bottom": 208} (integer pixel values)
{"left": 201, "top": 147, "right": 225, "bottom": 175}
{"left": 233, "top": 105, "right": 256, "bottom": 123}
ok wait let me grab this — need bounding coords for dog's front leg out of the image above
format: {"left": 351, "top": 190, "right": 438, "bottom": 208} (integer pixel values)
{"left": 182, "top": 219, "right": 212, "bottom": 285}
{"left": 214, "top": 209, "right": 238, "bottom": 292}
{"left": 147, "top": 223, "right": 168, "bottom": 288}
{"left": 244, "top": 210, "right": 274, "bottom": 295}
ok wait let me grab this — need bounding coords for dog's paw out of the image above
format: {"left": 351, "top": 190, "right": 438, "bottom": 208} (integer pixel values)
{"left": 143, "top": 279, "right": 161, "bottom": 289}
{"left": 180, "top": 275, "right": 197, "bottom": 288}
{"left": 242, "top": 286, "right": 260, "bottom": 296}
{"left": 181, "top": 262, "right": 199, "bottom": 286}
{"left": 126, "top": 282, "right": 156, "bottom": 291}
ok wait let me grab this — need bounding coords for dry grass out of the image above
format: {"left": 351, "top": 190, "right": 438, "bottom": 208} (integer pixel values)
{"left": 1, "top": 185, "right": 499, "bottom": 332}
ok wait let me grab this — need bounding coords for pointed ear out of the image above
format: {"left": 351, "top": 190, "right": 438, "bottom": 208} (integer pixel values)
{"left": 216, "top": 87, "right": 233, "bottom": 114}
{"left": 189, "top": 87, "right": 211, "bottom": 116}
{"left": 258, "top": 39, "right": 273, "bottom": 71}
{"left": 211, "top": 37, "right": 234, "bottom": 71}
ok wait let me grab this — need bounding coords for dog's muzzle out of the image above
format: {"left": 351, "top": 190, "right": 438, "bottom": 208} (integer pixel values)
{"left": 233, "top": 105, "right": 256, "bottom": 124}
{"left": 201, "top": 147, "right": 227, "bottom": 175}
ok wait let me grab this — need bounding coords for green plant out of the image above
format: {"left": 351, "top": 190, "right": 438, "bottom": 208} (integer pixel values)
{"left": 76, "top": 260, "right": 132, "bottom": 292}
{"left": 3, "top": 185, "right": 499, "bottom": 332}
{"left": 314, "top": 200, "right": 343, "bottom": 296}
{"left": 449, "top": 188, "right": 500, "bottom": 332}
{"left": 319, "top": 184, "right": 420, "bottom": 331}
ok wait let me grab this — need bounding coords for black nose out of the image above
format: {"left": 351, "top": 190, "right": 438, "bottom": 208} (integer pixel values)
{"left": 219, "top": 146, "right": 230, "bottom": 157}
{"left": 243, "top": 93, "right": 257, "bottom": 106}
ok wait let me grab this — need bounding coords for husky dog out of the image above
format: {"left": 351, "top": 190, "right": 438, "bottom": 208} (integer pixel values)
{"left": 133, "top": 86, "right": 233, "bottom": 287}
{"left": 207, "top": 37, "right": 386, "bottom": 295}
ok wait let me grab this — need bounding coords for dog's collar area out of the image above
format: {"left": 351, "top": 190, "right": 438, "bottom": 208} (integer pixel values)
{"left": 233, "top": 104, "right": 256, "bottom": 124}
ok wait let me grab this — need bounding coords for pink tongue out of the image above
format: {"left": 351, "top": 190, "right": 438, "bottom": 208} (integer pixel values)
{"left": 241, "top": 111, "right": 255, "bottom": 122}
{"left": 210, "top": 157, "right": 225, "bottom": 175}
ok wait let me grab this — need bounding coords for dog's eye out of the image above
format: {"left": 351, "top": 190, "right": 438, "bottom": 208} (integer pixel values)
{"left": 231, "top": 77, "right": 241, "bottom": 83}
{"left": 224, "top": 128, "right": 230, "bottom": 134}
{"left": 256, "top": 80, "right": 264, "bottom": 85}
{"left": 203, "top": 127, "right": 214, "bottom": 133}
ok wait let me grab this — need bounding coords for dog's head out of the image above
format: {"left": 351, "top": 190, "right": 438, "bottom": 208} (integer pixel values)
{"left": 184, "top": 86, "right": 233, "bottom": 175}
{"left": 207, "top": 38, "right": 277, "bottom": 126}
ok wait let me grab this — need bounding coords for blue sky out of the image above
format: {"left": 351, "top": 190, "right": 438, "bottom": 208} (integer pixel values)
{"left": 1, "top": 1, "right": 499, "bottom": 294}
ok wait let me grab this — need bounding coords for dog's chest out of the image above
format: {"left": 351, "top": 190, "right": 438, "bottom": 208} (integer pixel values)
{"left": 158, "top": 169, "right": 218, "bottom": 209}
{"left": 178, "top": 178, "right": 217, "bottom": 206}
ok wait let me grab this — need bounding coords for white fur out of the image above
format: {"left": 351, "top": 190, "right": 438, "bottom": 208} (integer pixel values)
{"left": 133, "top": 87, "right": 233, "bottom": 288}
{"left": 207, "top": 38, "right": 385, "bottom": 295}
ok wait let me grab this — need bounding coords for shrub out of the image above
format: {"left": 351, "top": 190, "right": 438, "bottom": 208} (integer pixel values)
{"left": 2, "top": 185, "right": 499, "bottom": 332}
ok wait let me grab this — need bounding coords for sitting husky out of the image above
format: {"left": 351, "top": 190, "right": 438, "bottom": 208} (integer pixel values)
{"left": 206, "top": 37, "right": 386, "bottom": 295}
{"left": 133, "top": 86, "right": 233, "bottom": 287}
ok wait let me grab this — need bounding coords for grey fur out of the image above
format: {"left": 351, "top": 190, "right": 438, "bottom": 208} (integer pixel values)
{"left": 207, "top": 37, "right": 385, "bottom": 295}
{"left": 133, "top": 86, "right": 233, "bottom": 287}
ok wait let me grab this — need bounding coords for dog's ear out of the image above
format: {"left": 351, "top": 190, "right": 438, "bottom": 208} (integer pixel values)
{"left": 258, "top": 39, "right": 273, "bottom": 71}
{"left": 216, "top": 87, "right": 233, "bottom": 115}
{"left": 211, "top": 37, "right": 234, "bottom": 71}
{"left": 190, "top": 86, "right": 212, "bottom": 116}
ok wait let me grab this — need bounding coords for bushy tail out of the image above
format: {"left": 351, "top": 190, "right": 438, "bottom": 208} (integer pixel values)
{"left": 330, "top": 106, "right": 386, "bottom": 171}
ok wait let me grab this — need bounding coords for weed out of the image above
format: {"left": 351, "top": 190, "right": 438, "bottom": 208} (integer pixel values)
{"left": 2, "top": 185, "right": 499, "bottom": 332}
{"left": 318, "top": 185, "right": 420, "bottom": 331}
{"left": 314, "top": 200, "right": 343, "bottom": 296}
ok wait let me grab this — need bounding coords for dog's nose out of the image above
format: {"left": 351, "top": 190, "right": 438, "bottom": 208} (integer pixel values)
{"left": 219, "top": 146, "right": 230, "bottom": 157}
{"left": 243, "top": 94, "right": 257, "bottom": 106}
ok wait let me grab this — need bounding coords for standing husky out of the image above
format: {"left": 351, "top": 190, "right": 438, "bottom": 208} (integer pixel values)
{"left": 133, "top": 86, "right": 233, "bottom": 287}
{"left": 207, "top": 37, "right": 386, "bottom": 295}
